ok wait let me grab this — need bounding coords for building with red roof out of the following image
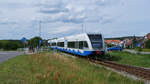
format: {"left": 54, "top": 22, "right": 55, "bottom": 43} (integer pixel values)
{"left": 105, "top": 40, "right": 121, "bottom": 45}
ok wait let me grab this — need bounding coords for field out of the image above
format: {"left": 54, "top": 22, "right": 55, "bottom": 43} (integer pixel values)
{"left": 0, "top": 52, "right": 143, "bottom": 84}
{"left": 108, "top": 51, "right": 150, "bottom": 68}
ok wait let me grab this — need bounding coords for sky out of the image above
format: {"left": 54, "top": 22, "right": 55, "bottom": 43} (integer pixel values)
{"left": 0, "top": 0, "right": 150, "bottom": 40}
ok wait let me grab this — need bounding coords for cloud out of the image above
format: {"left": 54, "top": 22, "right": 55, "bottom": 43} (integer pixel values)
{"left": 95, "top": 0, "right": 122, "bottom": 6}
{"left": 36, "top": 0, "right": 87, "bottom": 23}
{"left": 50, "top": 26, "right": 77, "bottom": 34}
{"left": 39, "top": 12, "right": 86, "bottom": 24}
{"left": 36, "top": 0, "right": 121, "bottom": 24}
{"left": 1, "top": 0, "right": 149, "bottom": 40}
{"left": 99, "top": 15, "right": 117, "bottom": 24}
{"left": 39, "top": 7, "right": 69, "bottom": 14}
{"left": 0, "top": 18, "right": 17, "bottom": 25}
{"left": 0, "top": 2, "right": 33, "bottom": 9}
{"left": 38, "top": 0, "right": 69, "bottom": 14}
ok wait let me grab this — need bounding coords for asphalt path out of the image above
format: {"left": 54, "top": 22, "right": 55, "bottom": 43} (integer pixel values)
{"left": 0, "top": 51, "right": 24, "bottom": 63}
{"left": 123, "top": 49, "right": 150, "bottom": 55}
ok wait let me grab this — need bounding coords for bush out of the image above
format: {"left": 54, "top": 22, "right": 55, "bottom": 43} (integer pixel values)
{"left": 107, "top": 44, "right": 115, "bottom": 47}
{"left": 145, "top": 39, "right": 150, "bottom": 49}
{"left": 0, "top": 42, "right": 2, "bottom": 49}
{"left": 28, "top": 37, "right": 42, "bottom": 47}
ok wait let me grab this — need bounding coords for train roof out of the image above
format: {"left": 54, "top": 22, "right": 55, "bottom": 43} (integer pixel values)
{"left": 48, "top": 33, "right": 103, "bottom": 42}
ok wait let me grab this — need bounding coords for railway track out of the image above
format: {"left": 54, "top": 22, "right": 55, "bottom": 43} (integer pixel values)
{"left": 90, "top": 59, "right": 150, "bottom": 81}
{"left": 60, "top": 52, "right": 150, "bottom": 81}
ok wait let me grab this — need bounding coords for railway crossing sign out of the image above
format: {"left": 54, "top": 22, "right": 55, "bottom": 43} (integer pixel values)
{"left": 21, "top": 37, "right": 27, "bottom": 54}
{"left": 39, "top": 40, "right": 42, "bottom": 44}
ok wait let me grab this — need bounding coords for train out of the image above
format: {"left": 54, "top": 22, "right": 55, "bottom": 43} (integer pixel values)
{"left": 48, "top": 33, "right": 106, "bottom": 58}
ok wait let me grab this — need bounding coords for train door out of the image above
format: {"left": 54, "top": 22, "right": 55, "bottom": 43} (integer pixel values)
{"left": 64, "top": 39, "right": 68, "bottom": 48}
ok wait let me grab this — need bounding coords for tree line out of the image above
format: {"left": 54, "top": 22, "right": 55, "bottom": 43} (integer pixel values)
{"left": 0, "top": 37, "right": 149, "bottom": 51}
{"left": 0, "top": 37, "right": 48, "bottom": 51}
{"left": 0, "top": 40, "right": 24, "bottom": 50}
{"left": 145, "top": 39, "right": 150, "bottom": 49}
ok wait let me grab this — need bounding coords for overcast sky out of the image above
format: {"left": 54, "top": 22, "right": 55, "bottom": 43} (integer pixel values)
{"left": 0, "top": 0, "right": 150, "bottom": 40}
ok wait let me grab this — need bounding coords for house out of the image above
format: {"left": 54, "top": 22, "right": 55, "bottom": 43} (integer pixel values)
{"left": 143, "top": 33, "right": 150, "bottom": 48}
{"left": 105, "top": 40, "right": 121, "bottom": 46}
{"left": 122, "top": 39, "right": 133, "bottom": 48}
{"left": 122, "top": 37, "right": 144, "bottom": 48}
{"left": 105, "top": 36, "right": 145, "bottom": 48}
{"left": 145, "top": 33, "right": 150, "bottom": 40}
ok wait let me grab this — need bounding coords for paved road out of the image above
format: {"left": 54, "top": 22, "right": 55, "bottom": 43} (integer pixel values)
{"left": 0, "top": 51, "right": 24, "bottom": 63}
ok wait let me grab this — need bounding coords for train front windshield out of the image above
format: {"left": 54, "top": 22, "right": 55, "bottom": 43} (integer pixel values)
{"left": 88, "top": 34, "right": 103, "bottom": 50}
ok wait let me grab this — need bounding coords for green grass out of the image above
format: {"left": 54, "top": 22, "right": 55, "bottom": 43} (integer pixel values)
{"left": 135, "top": 48, "right": 150, "bottom": 52}
{"left": 0, "top": 52, "right": 143, "bottom": 84}
{"left": 142, "top": 49, "right": 150, "bottom": 52}
{"left": 108, "top": 51, "right": 150, "bottom": 68}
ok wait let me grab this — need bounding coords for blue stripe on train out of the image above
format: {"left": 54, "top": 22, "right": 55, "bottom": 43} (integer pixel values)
{"left": 49, "top": 47, "right": 92, "bottom": 56}
{"left": 49, "top": 46, "right": 104, "bottom": 56}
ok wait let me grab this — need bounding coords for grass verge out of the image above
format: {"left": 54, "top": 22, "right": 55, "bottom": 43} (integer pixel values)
{"left": 108, "top": 51, "right": 150, "bottom": 68}
{"left": 135, "top": 48, "right": 150, "bottom": 52}
{"left": 0, "top": 52, "right": 144, "bottom": 84}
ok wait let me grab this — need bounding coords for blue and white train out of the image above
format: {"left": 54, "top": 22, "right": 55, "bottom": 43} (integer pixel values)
{"left": 48, "top": 33, "right": 106, "bottom": 57}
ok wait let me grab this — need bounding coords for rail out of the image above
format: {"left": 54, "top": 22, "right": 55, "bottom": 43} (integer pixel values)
{"left": 90, "top": 59, "right": 150, "bottom": 80}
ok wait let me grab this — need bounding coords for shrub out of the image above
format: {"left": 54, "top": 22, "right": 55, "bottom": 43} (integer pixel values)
{"left": 145, "top": 39, "right": 150, "bottom": 49}
{"left": 107, "top": 44, "right": 115, "bottom": 47}
{"left": 28, "top": 37, "right": 43, "bottom": 47}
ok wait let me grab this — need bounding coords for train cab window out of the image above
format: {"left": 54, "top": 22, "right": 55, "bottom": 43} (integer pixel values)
{"left": 57, "top": 42, "right": 64, "bottom": 47}
{"left": 88, "top": 34, "right": 103, "bottom": 49}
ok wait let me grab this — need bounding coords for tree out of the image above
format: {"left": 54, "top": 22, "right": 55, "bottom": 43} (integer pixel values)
{"left": 145, "top": 39, "right": 150, "bottom": 49}
{"left": 29, "top": 37, "right": 43, "bottom": 47}
{"left": 0, "top": 42, "right": 2, "bottom": 49}
{"left": 107, "top": 44, "right": 114, "bottom": 47}
{"left": 132, "top": 35, "right": 138, "bottom": 48}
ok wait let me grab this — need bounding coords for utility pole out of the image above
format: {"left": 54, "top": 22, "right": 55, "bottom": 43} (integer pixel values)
{"left": 39, "top": 20, "right": 42, "bottom": 38}
{"left": 82, "top": 24, "right": 84, "bottom": 33}
{"left": 85, "top": 23, "right": 86, "bottom": 33}
{"left": 38, "top": 20, "right": 42, "bottom": 52}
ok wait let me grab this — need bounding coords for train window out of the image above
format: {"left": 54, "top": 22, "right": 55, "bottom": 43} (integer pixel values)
{"left": 57, "top": 42, "right": 64, "bottom": 47}
{"left": 84, "top": 41, "right": 88, "bottom": 48}
{"left": 79, "top": 41, "right": 88, "bottom": 49}
{"left": 88, "top": 34, "right": 102, "bottom": 41}
{"left": 79, "top": 41, "right": 83, "bottom": 49}
{"left": 68, "top": 41, "right": 88, "bottom": 49}
{"left": 68, "top": 42, "right": 75, "bottom": 48}
{"left": 52, "top": 43, "right": 56, "bottom": 46}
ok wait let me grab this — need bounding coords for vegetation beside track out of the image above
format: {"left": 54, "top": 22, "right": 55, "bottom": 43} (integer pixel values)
{"left": 108, "top": 51, "right": 150, "bottom": 68}
{"left": 134, "top": 48, "right": 150, "bottom": 52}
{"left": 0, "top": 52, "right": 143, "bottom": 84}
